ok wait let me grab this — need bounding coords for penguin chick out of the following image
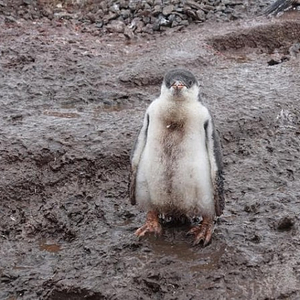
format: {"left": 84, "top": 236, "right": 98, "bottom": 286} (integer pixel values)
{"left": 129, "top": 69, "right": 225, "bottom": 246}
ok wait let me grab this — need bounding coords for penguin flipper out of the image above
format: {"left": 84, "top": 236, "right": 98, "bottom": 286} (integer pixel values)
{"left": 129, "top": 113, "right": 150, "bottom": 205}
{"left": 204, "top": 117, "right": 225, "bottom": 217}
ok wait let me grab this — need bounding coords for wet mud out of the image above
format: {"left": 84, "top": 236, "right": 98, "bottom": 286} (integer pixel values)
{"left": 1, "top": 10, "right": 300, "bottom": 300}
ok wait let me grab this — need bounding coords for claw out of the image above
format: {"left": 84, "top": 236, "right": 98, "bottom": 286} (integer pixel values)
{"left": 187, "top": 217, "right": 214, "bottom": 246}
{"left": 135, "top": 211, "right": 162, "bottom": 238}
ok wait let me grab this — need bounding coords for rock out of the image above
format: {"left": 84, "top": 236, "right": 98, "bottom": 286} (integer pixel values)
{"left": 110, "top": 3, "right": 120, "bottom": 13}
{"left": 152, "top": 5, "right": 162, "bottom": 16}
{"left": 23, "top": 0, "right": 33, "bottom": 5}
{"left": 53, "top": 11, "right": 73, "bottom": 20}
{"left": 277, "top": 216, "right": 295, "bottom": 231}
{"left": 162, "top": 5, "right": 174, "bottom": 16}
{"left": 100, "top": 1, "right": 109, "bottom": 13}
{"left": 158, "top": 14, "right": 170, "bottom": 26}
{"left": 86, "top": 12, "right": 96, "bottom": 23}
{"left": 185, "top": 0, "right": 202, "bottom": 10}
{"left": 134, "top": 19, "right": 145, "bottom": 33}
{"left": 196, "top": 9, "right": 206, "bottom": 21}
{"left": 289, "top": 42, "right": 300, "bottom": 58}
{"left": 120, "top": 9, "right": 131, "bottom": 20}
{"left": 142, "top": 23, "right": 153, "bottom": 34}
{"left": 119, "top": 0, "right": 129, "bottom": 9}
{"left": 95, "top": 9, "right": 105, "bottom": 19}
{"left": 185, "top": 9, "right": 197, "bottom": 19}
{"left": 152, "top": 19, "right": 160, "bottom": 31}
{"left": 128, "top": 1, "right": 137, "bottom": 11}
{"left": 102, "top": 12, "right": 118, "bottom": 24}
{"left": 106, "top": 20, "right": 125, "bottom": 33}
{"left": 5, "top": 16, "right": 17, "bottom": 23}
{"left": 180, "top": 20, "right": 189, "bottom": 26}
{"left": 143, "top": 16, "right": 151, "bottom": 24}
{"left": 124, "top": 26, "right": 135, "bottom": 39}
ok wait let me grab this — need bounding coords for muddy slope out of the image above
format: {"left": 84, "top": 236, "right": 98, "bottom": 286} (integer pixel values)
{"left": 1, "top": 13, "right": 300, "bottom": 300}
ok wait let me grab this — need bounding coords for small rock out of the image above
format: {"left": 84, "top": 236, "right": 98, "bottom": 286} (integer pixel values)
{"left": 277, "top": 216, "right": 295, "bottom": 231}
{"left": 119, "top": 0, "right": 129, "bottom": 9}
{"left": 106, "top": 20, "right": 125, "bottom": 33}
{"left": 102, "top": 12, "right": 118, "bottom": 24}
{"left": 152, "top": 5, "right": 162, "bottom": 16}
{"left": 196, "top": 9, "right": 206, "bottom": 21}
{"left": 124, "top": 26, "right": 135, "bottom": 39}
{"left": 23, "top": 0, "right": 33, "bottom": 5}
{"left": 120, "top": 9, "right": 131, "bottom": 19}
{"left": 289, "top": 42, "right": 300, "bottom": 58}
{"left": 86, "top": 12, "right": 96, "bottom": 23}
{"left": 152, "top": 19, "right": 160, "bottom": 31}
{"left": 5, "top": 16, "right": 17, "bottom": 23}
{"left": 158, "top": 14, "right": 170, "bottom": 26}
{"left": 110, "top": 3, "right": 120, "bottom": 13}
{"left": 186, "top": 0, "right": 202, "bottom": 10}
{"left": 142, "top": 23, "right": 153, "bottom": 34}
{"left": 180, "top": 20, "right": 189, "bottom": 26}
{"left": 53, "top": 11, "right": 73, "bottom": 20}
{"left": 162, "top": 5, "right": 174, "bottom": 16}
{"left": 185, "top": 9, "right": 197, "bottom": 19}
{"left": 135, "top": 19, "right": 145, "bottom": 33}
{"left": 171, "top": 20, "right": 179, "bottom": 27}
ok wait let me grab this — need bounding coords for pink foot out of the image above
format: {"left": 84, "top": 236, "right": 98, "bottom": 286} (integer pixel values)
{"left": 135, "top": 211, "right": 162, "bottom": 237}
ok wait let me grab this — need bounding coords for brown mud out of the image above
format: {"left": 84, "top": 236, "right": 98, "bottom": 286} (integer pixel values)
{"left": 1, "top": 8, "right": 300, "bottom": 300}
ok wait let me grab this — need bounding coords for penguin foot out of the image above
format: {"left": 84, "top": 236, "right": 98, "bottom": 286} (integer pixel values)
{"left": 135, "top": 211, "right": 162, "bottom": 238}
{"left": 187, "top": 217, "right": 214, "bottom": 246}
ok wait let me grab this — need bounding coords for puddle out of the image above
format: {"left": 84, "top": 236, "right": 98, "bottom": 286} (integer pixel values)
{"left": 43, "top": 110, "right": 80, "bottom": 118}
{"left": 39, "top": 240, "right": 62, "bottom": 253}
{"left": 141, "top": 235, "right": 226, "bottom": 271}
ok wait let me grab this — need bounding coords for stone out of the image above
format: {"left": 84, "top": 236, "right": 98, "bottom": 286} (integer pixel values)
{"left": 162, "top": 5, "right": 174, "bottom": 16}
{"left": 120, "top": 9, "right": 131, "bottom": 19}
{"left": 142, "top": 24, "right": 153, "bottom": 34}
{"left": 185, "top": 9, "right": 197, "bottom": 19}
{"left": 86, "top": 12, "right": 96, "bottom": 23}
{"left": 119, "top": 0, "right": 129, "bottom": 9}
{"left": 124, "top": 26, "right": 135, "bottom": 39}
{"left": 185, "top": 0, "right": 202, "bottom": 10}
{"left": 196, "top": 9, "right": 206, "bottom": 21}
{"left": 180, "top": 20, "right": 189, "bottom": 26}
{"left": 106, "top": 20, "right": 125, "bottom": 33}
{"left": 102, "top": 12, "right": 118, "bottom": 24}
{"left": 152, "top": 5, "right": 162, "bottom": 16}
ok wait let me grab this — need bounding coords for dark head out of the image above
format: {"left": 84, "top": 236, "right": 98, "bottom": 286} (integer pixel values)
{"left": 161, "top": 69, "right": 199, "bottom": 100}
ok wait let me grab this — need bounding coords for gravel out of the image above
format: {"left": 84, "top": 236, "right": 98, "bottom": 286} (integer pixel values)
{"left": 0, "top": 0, "right": 274, "bottom": 36}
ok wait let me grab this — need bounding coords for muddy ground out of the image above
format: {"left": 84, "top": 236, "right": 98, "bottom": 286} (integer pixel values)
{"left": 1, "top": 5, "right": 300, "bottom": 300}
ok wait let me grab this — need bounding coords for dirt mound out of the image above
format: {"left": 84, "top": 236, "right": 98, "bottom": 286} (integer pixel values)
{"left": 209, "top": 19, "right": 300, "bottom": 54}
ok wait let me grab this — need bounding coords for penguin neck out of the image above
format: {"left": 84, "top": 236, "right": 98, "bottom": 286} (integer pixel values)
{"left": 159, "top": 97, "right": 191, "bottom": 124}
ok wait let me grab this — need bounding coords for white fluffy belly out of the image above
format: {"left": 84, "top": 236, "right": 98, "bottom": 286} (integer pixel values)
{"left": 136, "top": 137, "right": 214, "bottom": 217}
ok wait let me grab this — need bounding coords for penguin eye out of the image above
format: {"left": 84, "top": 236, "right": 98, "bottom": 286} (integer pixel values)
{"left": 188, "top": 80, "right": 193, "bottom": 86}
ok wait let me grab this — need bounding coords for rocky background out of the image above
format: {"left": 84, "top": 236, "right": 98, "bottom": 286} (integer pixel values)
{"left": 1, "top": 0, "right": 273, "bottom": 36}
